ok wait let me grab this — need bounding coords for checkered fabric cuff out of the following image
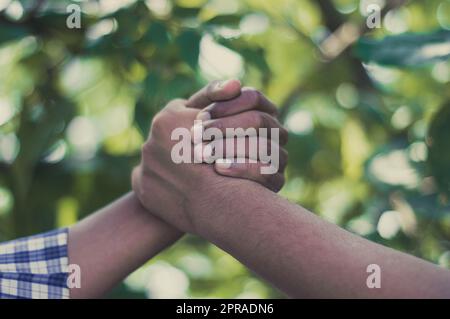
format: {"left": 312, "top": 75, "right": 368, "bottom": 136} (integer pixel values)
{"left": 0, "top": 228, "right": 70, "bottom": 299}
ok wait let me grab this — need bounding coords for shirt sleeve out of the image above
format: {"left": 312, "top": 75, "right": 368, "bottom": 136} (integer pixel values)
{"left": 0, "top": 228, "right": 70, "bottom": 299}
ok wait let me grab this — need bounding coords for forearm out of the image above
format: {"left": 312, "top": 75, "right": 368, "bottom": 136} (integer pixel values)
{"left": 68, "top": 192, "right": 183, "bottom": 298}
{"left": 196, "top": 180, "right": 450, "bottom": 298}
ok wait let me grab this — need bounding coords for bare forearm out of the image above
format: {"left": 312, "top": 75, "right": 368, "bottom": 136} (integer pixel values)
{"left": 197, "top": 181, "right": 450, "bottom": 298}
{"left": 68, "top": 192, "right": 182, "bottom": 298}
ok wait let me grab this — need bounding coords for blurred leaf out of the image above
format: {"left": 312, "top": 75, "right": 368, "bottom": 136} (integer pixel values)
{"left": 106, "top": 282, "right": 147, "bottom": 299}
{"left": 428, "top": 101, "right": 450, "bottom": 197}
{"left": 204, "top": 14, "right": 243, "bottom": 27}
{"left": 176, "top": 29, "right": 201, "bottom": 69}
{"left": 144, "top": 22, "right": 170, "bottom": 47}
{"left": 134, "top": 98, "right": 151, "bottom": 136}
{"left": 240, "top": 47, "right": 271, "bottom": 74}
{"left": 354, "top": 30, "right": 450, "bottom": 67}
{"left": 0, "top": 25, "right": 29, "bottom": 46}
{"left": 172, "top": 6, "right": 201, "bottom": 18}
{"left": 135, "top": 72, "right": 163, "bottom": 135}
{"left": 285, "top": 134, "right": 319, "bottom": 177}
{"left": 143, "top": 73, "right": 162, "bottom": 102}
{"left": 85, "top": 34, "right": 116, "bottom": 55}
{"left": 165, "top": 75, "right": 197, "bottom": 100}
{"left": 217, "top": 38, "right": 271, "bottom": 74}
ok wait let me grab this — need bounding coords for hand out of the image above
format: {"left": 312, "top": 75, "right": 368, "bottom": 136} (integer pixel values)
{"left": 187, "top": 81, "right": 288, "bottom": 180}
{"left": 132, "top": 80, "right": 288, "bottom": 234}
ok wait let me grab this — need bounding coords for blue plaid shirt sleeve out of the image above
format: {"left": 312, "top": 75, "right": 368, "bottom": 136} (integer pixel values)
{"left": 0, "top": 228, "right": 70, "bottom": 299}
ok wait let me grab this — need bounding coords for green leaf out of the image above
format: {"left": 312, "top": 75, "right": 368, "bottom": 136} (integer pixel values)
{"left": 176, "top": 29, "right": 201, "bottom": 69}
{"left": 143, "top": 73, "right": 162, "bottom": 103}
{"left": 427, "top": 101, "right": 450, "bottom": 197}
{"left": 204, "top": 14, "right": 243, "bottom": 27}
{"left": 134, "top": 72, "right": 163, "bottom": 135}
{"left": 144, "top": 22, "right": 170, "bottom": 47}
{"left": 0, "top": 25, "right": 29, "bottom": 46}
{"left": 240, "top": 47, "right": 271, "bottom": 74}
{"left": 134, "top": 98, "right": 152, "bottom": 136}
{"left": 172, "top": 6, "right": 201, "bottom": 18}
{"left": 216, "top": 37, "right": 271, "bottom": 74}
{"left": 165, "top": 75, "right": 197, "bottom": 100}
{"left": 85, "top": 34, "right": 116, "bottom": 56}
{"left": 354, "top": 30, "right": 450, "bottom": 67}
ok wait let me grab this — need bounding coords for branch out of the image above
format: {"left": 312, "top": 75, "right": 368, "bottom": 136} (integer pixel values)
{"left": 278, "top": 0, "right": 409, "bottom": 121}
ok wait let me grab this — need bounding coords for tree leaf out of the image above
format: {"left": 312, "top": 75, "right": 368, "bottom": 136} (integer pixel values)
{"left": 172, "top": 6, "right": 201, "bottom": 18}
{"left": 240, "top": 47, "right": 271, "bottom": 74}
{"left": 354, "top": 30, "right": 450, "bottom": 67}
{"left": 204, "top": 14, "right": 243, "bottom": 27}
{"left": 176, "top": 29, "right": 201, "bottom": 69}
{"left": 216, "top": 38, "right": 271, "bottom": 74}
{"left": 144, "top": 22, "right": 170, "bottom": 47}
{"left": 134, "top": 98, "right": 151, "bottom": 136}
{"left": 0, "top": 25, "right": 29, "bottom": 46}
{"left": 427, "top": 101, "right": 450, "bottom": 197}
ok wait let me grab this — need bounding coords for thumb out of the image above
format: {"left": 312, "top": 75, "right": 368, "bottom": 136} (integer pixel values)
{"left": 186, "top": 79, "right": 241, "bottom": 110}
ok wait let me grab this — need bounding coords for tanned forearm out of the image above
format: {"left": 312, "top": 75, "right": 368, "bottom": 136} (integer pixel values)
{"left": 68, "top": 192, "right": 182, "bottom": 298}
{"left": 194, "top": 180, "right": 450, "bottom": 298}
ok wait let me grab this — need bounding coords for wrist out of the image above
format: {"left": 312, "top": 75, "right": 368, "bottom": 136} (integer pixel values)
{"left": 186, "top": 176, "right": 260, "bottom": 238}
{"left": 126, "top": 192, "right": 184, "bottom": 238}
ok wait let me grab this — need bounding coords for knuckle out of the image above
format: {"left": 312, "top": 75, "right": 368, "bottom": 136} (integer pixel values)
{"left": 210, "top": 119, "right": 224, "bottom": 132}
{"left": 150, "top": 99, "right": 185, "bottom": 137}
{"left": 141, "top": 140, "right": 156, "bottom": 159}
{"left": 272, "top": 107, "right": 280, "bottom": 117}
{"left": 242, "top": 111, "right": 262, "bottom": 129}
{"left": 267, "top": 173, "right": 284, "bottom": 192}
{"left": 150, "top": 112, "right": 166, "bottom": 136}
{"left": 264, "top": 171, "right": 274, "bottom": 183}
{"left": 258, "top": 111, "right": 271, "bottom": 128}
{"left": 207, "top": 102, "right": 221, "bottom": 117}
{"left": 275, "top": 174, "right": 285, "bottom": 192}
{"left": 165, "top": 98, "right": 186, "bottom": 112}
{"left": 131, "top": 167, "right": 140, "bottom": 188}
{"left": 167, "top": 98, "right": 184, "bottom": 105}
{"left": 168, "top": 98, "right": 187, "bottom": 106}
{"left": 141, "top": 141, "right": 150, "bottom": 155}
{"left": 206, "top": 81, "right": 220, "bottom": 98}
{"left": 244, "top": 87, "right": 261, "bottom": 106}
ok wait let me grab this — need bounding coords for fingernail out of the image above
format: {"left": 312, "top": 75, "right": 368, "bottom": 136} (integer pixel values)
{"left": 215, "top": 79, "right": 235, "bottom": 90}
{"left": 196, "top": 111, "right": 211, "bottom": 121}
{"left": 215, "top": 158, "right": 233, "bottom": 169}
{"left": 191, "top": 124, "right": 203, "bottom": 144}
{"left": 215, "top": 80, "right": 227, "bottom": 90}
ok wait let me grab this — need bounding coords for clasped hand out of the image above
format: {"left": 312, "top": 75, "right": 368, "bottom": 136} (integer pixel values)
{"left": 132, "top": 79, "right": 288, "bottom": 234}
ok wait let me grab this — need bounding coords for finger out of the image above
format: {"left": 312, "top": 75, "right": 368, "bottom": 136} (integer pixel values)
{"left": 131, "top": 166, "right": 143, "bottom": 197}
{"left": 192, "top": 111, "right": 289, "bottom": 146}
{"left": 186, "top": 79, "right": 242, "bottom": 111}
{"left": 215, "top": 159, "right": 285, "bottom": 192}
{"left": 196, "top": 87, "right": 278, "bottom": 121}
{"left": 196, "top": 137, "right": 288, "bottom": 171}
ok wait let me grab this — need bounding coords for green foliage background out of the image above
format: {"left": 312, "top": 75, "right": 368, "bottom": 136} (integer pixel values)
{"left": 0, "top": 0, "right": 450, "bottom": 298}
